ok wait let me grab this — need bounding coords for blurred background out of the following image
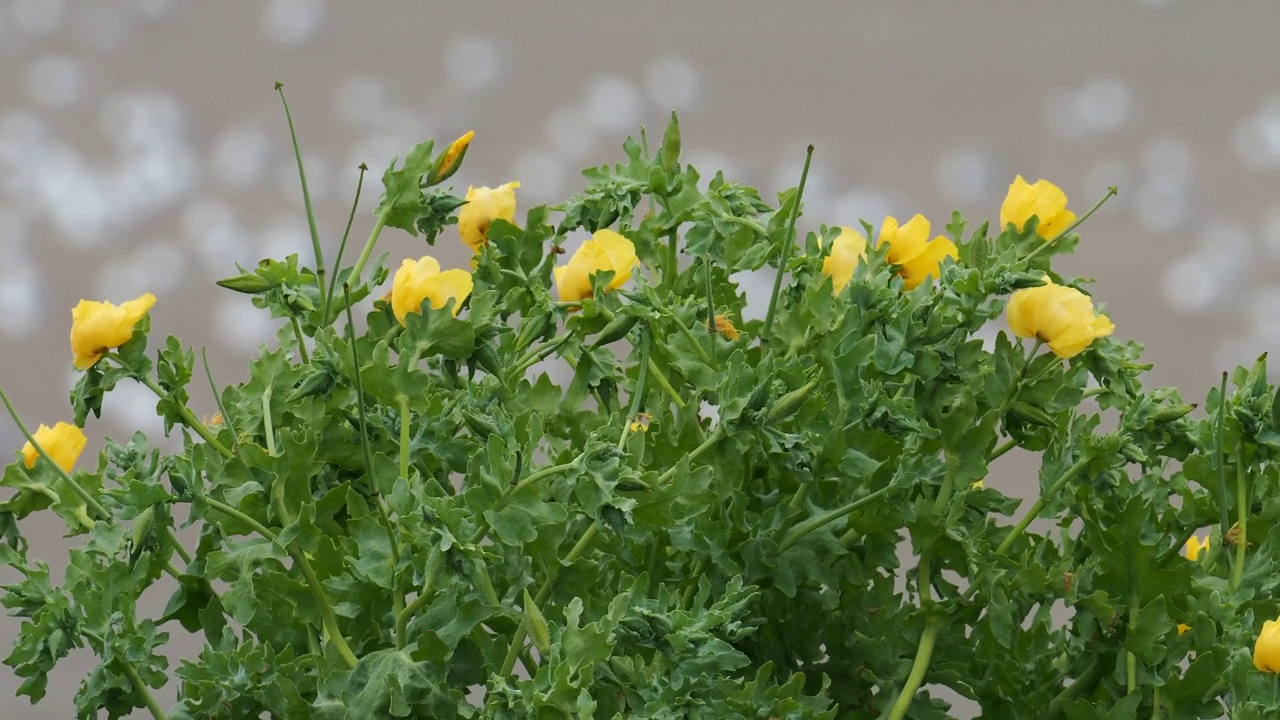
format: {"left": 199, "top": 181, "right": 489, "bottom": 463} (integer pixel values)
{"left": 1, "top": 0, "right": 1277, "bottom": 715}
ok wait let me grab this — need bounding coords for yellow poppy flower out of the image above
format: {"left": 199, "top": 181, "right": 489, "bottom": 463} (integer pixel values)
{"left": 821, "top": 226, "right": 868, "bottom": 294}
{"left": 1006, "top": 278, "right": 1114, "bottom": 359}
{"left": 1184, "top": 534, "right": 1210, "bottom": 561}
{"left": 391, "top": 256, "right": 474, "bottom": 324}
{"left": 878, "top": 215, "right": 958, "bottom": 290}
{"left": 553, "top": 229, "right": 638, "bottom": 302}
{"left": 70, "top": 293, "right": 157, "bottom": 370}
{"left": 1254, "top": 618, "right": 1280, "bottom": 672}
{"left": 458, "top": 181, "right": 520, "bottom": 252}
{"left": 22, "top": 422, "right": 88, "bottom": 473}
{"left": 1000, "top": 175, "right": 1076, "bottom": 239}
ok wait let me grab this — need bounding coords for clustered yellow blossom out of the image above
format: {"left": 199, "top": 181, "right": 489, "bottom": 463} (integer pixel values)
{"left": 458, "top": 181, "right": 520, "bottom": 252}
{"left": 22, "top": 422, "right": 87, "bottom": 473}
{"left": 1006, "top": 277, "right": 1114, "bottom": 359}
{"left": 70, "top": 293, "right": 156, "bottom": 370}
{"left": 391, "top": 256, "right": 474, "bottom": 324}
{"left": 553, "top": 229, "right": 638, "bottom": 303}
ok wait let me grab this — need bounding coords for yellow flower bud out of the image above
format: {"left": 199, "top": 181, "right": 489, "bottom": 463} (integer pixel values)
{"left": 457, "top": 181, "right": 520, "bottom": 252}
{"left": 553, "top": 229, "right": 638, "bottom": 303}
{"left": 878, "top": 215, "right": 958, "bottom": 290}
{"left": 70, "top": 293, "right": 157, "bottom": 370}
{"left": 1000, "top": 175, "right": 1076, "bottom": 239}
{"left": 1184, "top": 534, "right": 1210, "bottom": 561}
{"left": 431, "top": 130, "right": 474, "bottom": 184}
{"left": 1254, "top": 618, "right": 1280, "bottom": 672}
{"left": 1006, "top": 278, "right": 1114, "bottom": 359}
{"left": 22, "top": 422, "right": 88, "bottom": 473}
{"left": 391, "top": 256, "right": 474, "bottom": 324}
{"left": 1176, "top": 623, "right": 1191, "bottom": 636}
{"left": 821, "top": 226, "right": 868, "bottom": 294}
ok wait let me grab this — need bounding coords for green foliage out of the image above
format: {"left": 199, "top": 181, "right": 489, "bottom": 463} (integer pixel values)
{"left": 4, "top": 113, "right": 1280, "bottom": 720}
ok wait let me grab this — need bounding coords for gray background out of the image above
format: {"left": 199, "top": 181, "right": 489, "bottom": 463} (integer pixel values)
{"left": 1, "top": 1, "right": 1276, "bottom": 716}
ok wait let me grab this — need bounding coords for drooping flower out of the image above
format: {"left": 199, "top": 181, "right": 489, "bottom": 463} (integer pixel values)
{"left": 458, "top": 181, "right": 520, "bottom": 252}
{"left": 70, "top": 293, "right": 157, "bottom": 370}
{"left": 1254, "top": 618, "right": 1280, "bottom": 672}
{"left": 391, "top": 256, "right": 474, "bottom": 324}
{"left": 821, "top": 226, "right": 868, "bottom": 294}
{"left": 553, "top": 229, "right": 638, "bottom": 303}
{"left": 878, "top": 215, "right": 958, "bottom": 290}
{"left": 1006, "top": 278, "right": 1115, "bottom": 359}
{"left": 713, "top": 314, "right": 741, "bottom": 341}
{"left": 1184, "top": 534, "right": 1210, "bottom": 561}
{"left": 22, "top": 422, "right": 88, "bottom": 473}
{"left": 1000, "top": 175, "right": 1076, "bottom": 239}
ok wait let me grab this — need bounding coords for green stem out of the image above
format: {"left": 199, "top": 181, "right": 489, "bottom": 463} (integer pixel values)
{"left": 164, "top": 529, "right": 192, "bottom": 565}
{"left": 398, "top": 395, "right": 411, "bottom": 482}
{"left": 200, "top": 347, "right": 237, "bottom": 441}
{"left": 0, "top": 385, "right": 110, "bottom": 522}
{"left": 118, "top": 654, "right": 167, "bottom": 720}
{"left": 776, "top": 485, "right": 891, "bottom": 554}
{"left": 349, "top": 210, "right": 389, "bottom": 287}
{"left": 997, "top": 453, "right": 1093, "bottom": 554}
{"left": 276, "top": 83, "right": 326, "bottom": 304}
{"left": 656, "top": 425, "right": 724, "bottom": 487}
{"left": 1213, "top": 373, "right": 1231, "bottom": 545}
{"left": 1151, "top": 687, "right": 1162, "bottom": 720}
{"left": 109, "top": 356, "right": 233, "bottom": 459}
{"left": 664, "top": 228, "right": 679, "bottom": 287}
{"left": 289, "top": 317, "right": 310, "bottom": 365}
{"left": 323, "top": 163, "right": 367, "bottom": 326}
{"left": 653, "top": 297, "right": 713, "bottom": 367}
{"left": 762, "top": 144, "right": 814, "bottom": 338}
{"left": 617, "top": 330, "right": 651, "bottom": 451}
{"left": 1043, "top": 655, "right": 1107, "bottom": 720}
{"left": 680, "top": 558, "right": 705, "bottom": 609}
{"left": 500, "top": 521, "right": 601, "bottom": 676}
{"left": 261, "top": 387, "right": 276, "bottom": 455}
{"left": 996, "top": 340, "right": 1044, "bottom": 418}
{"left": 396, "top": 550, "right": 443, "bottom": 647}
{"left": 702, "top": 255, "right": 716, "bottom": 357}
{"left": 204, "top": 497, "right": 357, "bottom": 668}
{"left": 466, "top": 459, "right": 583, "bottom": 548}
{"left": 647, "top": 357, "right": 687, "bottom": 411}
{"left": 885, "top": 618, "right": 941, "bottom": 720}
{"left": 717, "top": 213, "right": 767, "bottom": 237}
{"left": 988, "top": 438, "right": 1017, "bottom": 462}
{"left": 1080, "top": 385, "right": 1107, "bottom": 400}
{"left": 1231, "top": 439, "right": 1248, "bottom": 592}
{"left": 1021, "top": 186, "right": 1118, "bottom": 263}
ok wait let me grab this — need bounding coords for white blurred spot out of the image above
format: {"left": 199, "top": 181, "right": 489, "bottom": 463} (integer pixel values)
{"left": 25, "top": 55, "right": 84, "bottom": 107}
{"left": 213, "top": 296, "right": 280, "bottom": 354}
{"left": 181, "top": 199, "right": 253, "bottom": 277}
{"left": 125, "top": 0, "right": 179, "bottom": 17}
{"left": 934, "top": 146, "right": 1002, "bottom": 207}
{"left": 11, "top": 0, "right": 65, "bottom": 36}
{"left": 1132, "top": 176, "right": 1193, "bottom": 235}
{"left": 261, "top": 0, "right": 326, "bottom": 45}
{"left": 260, "top": 215, "right": 312, "bottom": 261}
{"left": 96, "top": 239, "right": 188, "bottom": 301}
{"left": 1250, "top": 286, "right": 1280, "bottom": 342}
{"left": 1075, "top": 76, "right": 1133, "bottom": 135}
{"left": 1234, "top": 96, "right": 1280, "bottom": 171}
{"left": 583, "top": 74, "right": 644, "bottom": 132}
{"left": 98, "top": 92, "right": 186, "bottom": 148}
{"left": 0, "top": 261, "right": 42, "bottom": 338}
{"left": 443, "top": 36, "right": 502, "bottom": 92}
{"left": 1042, "top": 86, "right": 1085, "bottom": 142}
{"left": 830, "top": 189, "right": 898, "bottom": 229}
{"left": 644, "top": 56, "right": 701, "bottom": 110}
{"left": 1161, "top": 254, "right": 1221, "bottom": 313}
{"left": 729, "top": 269, "right": 773, "bottom": 322}
{"left": 211, "top": 124, "right": 274, "bottom": 190}
{"left": 544, "top": 104, "right": 596, "bottom": 162}
{"left": 509, "top": 149, "right": 564, "bottom": 204}
{"left": 107, "top": 380, "right": 168, "bottom": 438}
{"left": 332, "top": 75, "right": 389, "bottom": 126}
{"left": 1142, "top": 134, "right": 1196, "bottom": 182}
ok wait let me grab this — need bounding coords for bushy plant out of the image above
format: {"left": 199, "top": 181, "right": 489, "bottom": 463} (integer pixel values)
{"left": 4, "top": 96, "right": 1280, "bottom": 719}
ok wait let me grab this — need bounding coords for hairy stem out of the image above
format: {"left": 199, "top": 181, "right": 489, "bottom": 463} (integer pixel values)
{"left": 119, "top": 655, "right": 167, "bottom": 720}
{"left": 997, "top": 453, "right": 1093, "bottom": 555}
{"left": 323, "top": 163, "right": 367, "bottom": 325}
{"left": 276, "top": 83, "right": 326, "bottom": 307}
{"left": 885, "top": 618, "right": 941, "bottom": 720}
{"left": 762, "top": 144, "right": 814, "bottom": 338}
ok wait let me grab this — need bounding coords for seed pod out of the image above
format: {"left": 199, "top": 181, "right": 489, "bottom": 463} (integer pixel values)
{"left": 215, "top": 273, "right": 273, "bottom": 294}
{"left": 128, "top": 507, "right": 156, "bottom": 570}
{"left": 288, "top": 366, "right": 336, "bottom": 402}
{"left": 1009, "top": 402, "right": 1057, "bottom": 428}
{"left": 766, "top": 379, "right": 819, "bottom": 424}
{"left": 1152, "top": 403, "right": 1196, "bottom": 424}
{"left": 523, "top": 589, "right": 552, "bottom": 655}
{"left": 472, "top": 344, "right": 503, "bottom": 378}
{"left": 516, "top": 311, "right": 553, "bottom": 351}
{"left": 590, "top": 314, "right": 641, "bottom": 349}
{"left": 660, "top": 111, "right": 681, "bottom": 173}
